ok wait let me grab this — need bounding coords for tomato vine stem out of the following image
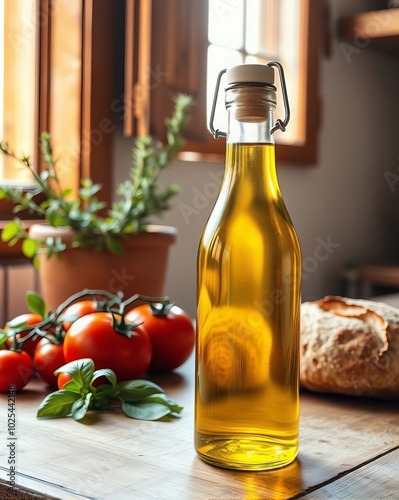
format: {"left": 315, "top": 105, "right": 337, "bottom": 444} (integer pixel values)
{"left": 3, "top": 289, "right": 172, "bottom": 349}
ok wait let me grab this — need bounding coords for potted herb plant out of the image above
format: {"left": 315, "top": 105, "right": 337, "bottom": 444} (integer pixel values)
{"left": 0, "top": 94, "right": 192, "bottom": 309}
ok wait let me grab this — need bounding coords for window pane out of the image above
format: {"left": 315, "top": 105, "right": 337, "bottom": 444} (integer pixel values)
{"left": 0, "top": 3, "right": 3, "bottom": 137}
{"left": 49, "top": 0, "right": 82, "bottom": 195}
{"left": 274, "top": 0, "right": 302, "bottom": 145}
{"left": 0, "top": 0, "right": 37, "bottom": 185}
{"left": 207, "top": 45, "right": 242, "bottom": 135}
{"left": 208, "top": 0, "right": 244, "bottom": 50}
{"left": 206, "top": 0, "right": 307, "bottom": 148}
{"left": 245, "top": 0, "right": 278, "bottom": 57}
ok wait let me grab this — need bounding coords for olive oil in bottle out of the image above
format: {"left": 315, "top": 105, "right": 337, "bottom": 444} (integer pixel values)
{"left": 195, "top": 63, "right": 301, "bottom": 471}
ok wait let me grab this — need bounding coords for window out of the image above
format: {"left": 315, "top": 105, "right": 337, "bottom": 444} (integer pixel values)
{"left": 0, "top": 0, "right": 118, "bottom": 259}
{"left": 0, "top": 0, "right": 116, "bottom": 200}
{"left": 1, "top": 0, "right": 322, "bottom": 198}
{"left": 145, "top": 0, "right": 322, "bottom": 164}
{"left": 207, "top": 0, "right": 303, "bottom": 146}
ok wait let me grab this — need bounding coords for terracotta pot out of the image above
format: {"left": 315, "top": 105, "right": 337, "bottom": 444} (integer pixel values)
{"left": 28, "top": 224, "right": 177, "bottom": 310}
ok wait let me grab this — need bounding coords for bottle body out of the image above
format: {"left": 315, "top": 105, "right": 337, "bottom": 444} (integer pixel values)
{"left": 195, "top": 141, "right": 301, "bottom": 470}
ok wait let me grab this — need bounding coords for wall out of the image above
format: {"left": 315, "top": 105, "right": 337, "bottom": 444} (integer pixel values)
{"left": 113, "top": 0, "right": 399, "bottom": 318}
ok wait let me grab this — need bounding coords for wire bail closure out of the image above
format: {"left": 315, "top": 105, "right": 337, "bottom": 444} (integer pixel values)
{"left": 209, "top": 61, "right": 290, "bottom": 139}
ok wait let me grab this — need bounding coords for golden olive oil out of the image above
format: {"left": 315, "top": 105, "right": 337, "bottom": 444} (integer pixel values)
{"left": 195, "top": 143, "right": 301, "bottom": 470}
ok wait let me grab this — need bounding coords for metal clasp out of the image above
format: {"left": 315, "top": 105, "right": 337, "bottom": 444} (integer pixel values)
{"left": 209, "top": 61, "right": 290, "bottom": 139}
{"left": 267, "top": 61, "right": 290, "bottom": 135}
{"left": 209, "top": 69, "right": 227, "bottom": 140}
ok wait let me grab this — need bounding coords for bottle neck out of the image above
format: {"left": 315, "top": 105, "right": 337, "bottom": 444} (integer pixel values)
{"left": 222, "top": 85, "right": 280, "bottom": 200}
{"left": 225, "top": 85, "right": 276, "bottom": 145}
{"left": 227, "top": 110, "right": 274, "bottom": 144}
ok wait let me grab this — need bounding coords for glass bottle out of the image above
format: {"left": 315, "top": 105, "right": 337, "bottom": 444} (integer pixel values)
{"left": 195, "top": 63, "right": 301, "bottom": 471}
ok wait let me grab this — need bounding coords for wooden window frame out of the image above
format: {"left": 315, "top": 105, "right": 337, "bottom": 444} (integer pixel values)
{"left": 0, "top": 0, "right": 116, "bottom": 260}
{"left": 128, "top": 0, "right": 323, "bottom": 165}
{"left": 0, "top": 0, "right": 115, "bottom": 222}
{"left": 1, "top": 0, "right": 323, "bottom": 235}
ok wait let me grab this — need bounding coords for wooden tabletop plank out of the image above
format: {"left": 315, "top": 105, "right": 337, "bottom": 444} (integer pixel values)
{"left": 1, "top": 357, "right": 399, "bottom": 499}
{"left": 305, "top": 447, "right": 399, "bottom": 499}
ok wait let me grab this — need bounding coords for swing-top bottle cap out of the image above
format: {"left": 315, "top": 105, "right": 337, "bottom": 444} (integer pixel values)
{"left": 226, "top": 64, "right": 275, "bottom": 88}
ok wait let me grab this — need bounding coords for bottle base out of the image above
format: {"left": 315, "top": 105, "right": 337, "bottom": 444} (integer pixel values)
{"left": 195, "top": 435, "right": 298, "bottom": 471}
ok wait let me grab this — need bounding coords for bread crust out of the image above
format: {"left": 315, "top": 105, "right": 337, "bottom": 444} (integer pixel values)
{"left": 300, "top": 296, "right": 399, "bottom": 399}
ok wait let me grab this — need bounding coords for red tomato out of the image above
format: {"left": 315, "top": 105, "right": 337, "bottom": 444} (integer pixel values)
{"left": 5, "top": 313, "right": 43, "bottom": 357}
{"left": 57, "top": 372, "right": 73, "bottom": 390}
{"left": 62, "top": 300, "right": 98, "bottom": 331}
{"left": 0, "top": 350, "right": 34, "bottom": 392}
{"left": 125, "top": 304, "right": 195, "bottom": 372}
{"left": 33, "top": 338, "right": 66, "bottom": 387}
{"left": 63, "top": 312, "right": 152, "bottom": 380}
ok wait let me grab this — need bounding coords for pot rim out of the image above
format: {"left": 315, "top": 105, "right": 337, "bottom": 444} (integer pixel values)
{"left": 28, "top": 223, "right": 177, "bottom": 243}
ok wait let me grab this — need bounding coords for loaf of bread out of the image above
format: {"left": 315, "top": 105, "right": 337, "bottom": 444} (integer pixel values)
{"left": 300, "top": 296, "right": 399, "bottom": 400}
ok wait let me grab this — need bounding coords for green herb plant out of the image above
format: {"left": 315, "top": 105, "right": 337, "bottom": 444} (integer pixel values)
{"left": 37, "top": 358, "right": 183, "bottom": 422}
{"left": 0, "top": 94, "right": 192, "bottom": 265}
{"left": 0, "top": 330, "right": 8, "bottom": 349}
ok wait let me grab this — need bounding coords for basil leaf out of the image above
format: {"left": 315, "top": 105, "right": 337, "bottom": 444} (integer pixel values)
{"left": 55, "top": 358, "right": 94, "bottom": 388}
{"left": 121, "top": 401, "right": 174, "bottom": 421}
{"left": 60, "top": 379, "right": 83, "bottom": 394}
{"left": 116, "top": 379, "right": 164, "bottom": 401}
{"left": 37, "top": 390, "right": 80, "bottom": 419}
{"left": 92, "top": 394, "right": 114, "bottom": 411}
{"left": 92, "top": 379, "right": 118, "bottom": 409}
{"left": 26, "top": 290, "right": 46, "bottom": 317}
{"left": 94, "top": 383, "right": 117, "bottom": 396}
{"left": 71, "top": 393, "right": 92, "bottom": 421}
{"left": 121, "top": 394, "right": 183, "bottom": 421}
{"left": 92, "top": 368, "right": 117, "bottom": 388}
{"left": 142, "top": 393, "right": 183, "bottom": 414}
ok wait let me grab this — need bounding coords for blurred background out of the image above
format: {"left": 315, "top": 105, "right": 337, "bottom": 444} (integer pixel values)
{"left": 1, "top": 0, "right": 399, "bottom": 319}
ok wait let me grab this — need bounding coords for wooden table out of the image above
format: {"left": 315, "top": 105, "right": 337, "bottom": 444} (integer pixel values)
{"left": 1, "top": 355, "right": 399, "bottom": 500}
